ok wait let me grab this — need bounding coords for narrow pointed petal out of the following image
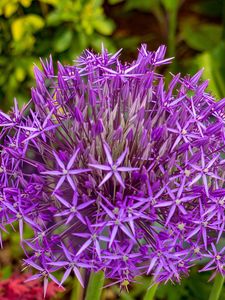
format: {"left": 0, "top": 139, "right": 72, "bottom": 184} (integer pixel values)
{"left": 109, "top": 225, "right": 118, "bottom": 247}
{"left": 69, "top": 168, "right": 91, "bottom": 175}
{"left": 61, "top": 243, "right": 72, "bottom": 261}
{"left": 73, "top": 266, "right": 84, "bottom": 287}
{"left": 117, "top": 167, "right": 139, "bottom": 172}
{"left": 55, "top": 194, "right": 70, "bottom": 208}
{"left": 115, "top": 148, "right": 128, "bottom": 166}
{"left": 114, "top": 171, "right": 125, "bottom": 188}
{"left": 67, "top": 148, "right": 80, "bottom": 169}
{"left": 98, "top": 171, "right": 113, "bottom": 187}
{"left": 88, "top": 164, "right": 111, "bottom": 171}
{"left": 41, "top": 170, "right": 62, "bottom": 176}
{"left": 44, "top": 277, "right": 49, "bottom": 298}
{"left": 48, "top": 261, "right": 68, "bottom": 267}
{"left": 103, "top": 143, "right": 113, "bottom": 165}
{"left": 53, "top": 152, "right": 65, "bottom": 169}
{"left": 54, "top": 176, "right": 66, "bottom": 192}
{"left": 67, "top": 175, "right": 77, "bottom": 191}
{"left": 76, "top": 239, "right": 92, "bottom": 256}
{"left": 61, "top": 267, "right": 72, "bottom": 285}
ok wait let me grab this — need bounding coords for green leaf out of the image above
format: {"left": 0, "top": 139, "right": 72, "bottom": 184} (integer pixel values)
{"left": 2, "top": 266, "right": 12, "bottom": 279}
{"left": 46, "top": 11, "right": 62, "bottom": 26}
{"left": 85, "top": 271, "right": 105, "bottom": 300}
{"left": 143, "top": 282, "right": 158, "bottom": 300}
{"left": 11, "top": 19, "right": 24, "bottom": 41}
{"left": 54, "top": 29, "right": 73, "bottom": 52}
{"left": 161, "top": 0, "right": 179, "bottom": 11}
{"left": 108, "top": 0, "right": 124, "bottom": 4}
{"left": 191, "top": 0, "right": 224, "bottom": 17}
{"left": 11, "top": 15, "right": 44, "bottom": 41}
{"left": 39, "top": 0, "right": 60, "bottom": 5}
{"left": 25, "top": 14, "right": 45, "bottom": 30}
{"left": 19, "top": 0, "right": 32, "bottom": 7}
{"left": 116, "top": 36, "right": 141, "bottom": 50}
{"left": 125, "top": 0, "right": 160, "bottom": 11}
{"left": 194, "top": 42, "right": 225, "bottom": 99}
{"left": 108, "top": 0, "right": 124, "bottom": 5}
{"left": 156, "top": 281, "right": 188, "bottom": 300}
{"left": 90, "top": 35, "right": 116, "bottom": 53}
{"left": 208, "top": 274, "right": 224, "bottom": 300}
{"left": 181, "top": 21, "right": 222, "bottom": 51}
{"left": 94, "top": 18, "right": 115, "bottom": 35}
{"left": 4, "top": 3, "right": 18, "bottom": 17}
{"left": 15, "top": 67, "right": 26, "bottom": 82}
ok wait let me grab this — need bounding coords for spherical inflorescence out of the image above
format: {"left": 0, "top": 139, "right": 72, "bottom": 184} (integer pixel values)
{"left": 0, "top": 45, "right": 225, "bottom": 291}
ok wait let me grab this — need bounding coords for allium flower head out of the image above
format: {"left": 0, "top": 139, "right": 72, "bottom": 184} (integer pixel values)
{"left": 1, "top": 45, "right": 225, "bottom": 291}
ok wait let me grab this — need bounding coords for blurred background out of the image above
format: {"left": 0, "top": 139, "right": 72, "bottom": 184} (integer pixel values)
{"left": 0, "top": 0, "right": 225, "bottom": 299}
{"left": 0, "top": 0, "right": 225, "bottom": 111}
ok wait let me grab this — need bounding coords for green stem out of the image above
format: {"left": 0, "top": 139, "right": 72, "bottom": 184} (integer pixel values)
{"left": 85, "top": 271, "right": 105, "bottom": 300}
{"left": 212, "top": 69, "right": 225, "bottom": 99}
{"left": 70, "top": 276, "right": 84, "bottom": 300}
{"left": 167, "top": 7, "right": 177, "bottom": 58}
{"left": 222, "top": 0, "right": 225, "bottom": 40}
{"left": 143, "top": 280, "right": 158, "bottom": 300}
{"left": 208, "top": 273, "right": 224, "bottom": 300}
{"left": 162, "top": 0, "right": 179, "bottom": 76}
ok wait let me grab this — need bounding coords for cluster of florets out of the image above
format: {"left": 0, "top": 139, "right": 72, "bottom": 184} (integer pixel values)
{"left": 0, "top": 45, "right": 225, "bottom": 293}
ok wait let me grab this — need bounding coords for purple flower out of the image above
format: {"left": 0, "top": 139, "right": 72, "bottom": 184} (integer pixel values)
{"left": 41, "top": 149, "right": 90, "bottom": 192}
{"left": 0, "top": 44, "right": 225, "bottom": 290}
{"left": 89, "top": 143, "right": 138, "bottom": 188}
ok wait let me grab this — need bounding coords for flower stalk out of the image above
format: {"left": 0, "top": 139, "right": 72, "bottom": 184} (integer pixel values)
{"left": 70, "top": 275, "right": 84, "bottom": 300}
{"left": 208, "top": 273, "right": 224, "bottom": 300}
{"left": 143, "top": 280, "right": 158, "bottom": 300}
{"left": 85, "top": 271, "right": 105, "bottom": 300}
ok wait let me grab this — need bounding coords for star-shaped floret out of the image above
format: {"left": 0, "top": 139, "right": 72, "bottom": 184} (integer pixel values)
{"left": 0, "top": 98, "right": 23, "bottom": 128}
{"left": 54, "top": 192, "right": 94, "bottom": 224}
{"left": 73, "top": 218, "right": 110, "bottom": 259}
{"left": 41, "top": 149, "right": 90, "bottom": 192}
{"left": 200, "top": 243, "right": 225, "bottom": 278}
{"left": 24, "top": 258, "right": 61, "bottom": 298}
{"left": 189, "top": 148, "right": 221, "bottom": 196}
{"left": 94, "top": 199, "right": 136, "bottom": 248}
{"left": 48, "top": 242, "right": 87, "bottom": 287}
{"left": 89, "top": 143, "right": 139, "bottom": 188}
{"left": 183, "top": 97, "right": 206, "bottom": 136}
{"left": 168, "top": 120, "right": 200, "bottom": 151}
{"left": 19, "top": 109, "right": 59, "bottom": 142}
{"left": 154, "top": 177, "right": 197, "bottom": 225}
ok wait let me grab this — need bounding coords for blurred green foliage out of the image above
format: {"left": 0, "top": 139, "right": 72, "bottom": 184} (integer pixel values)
{"left": 101, "top": 268, "right": 225, "bottom": 300}
{"left": 0, "top": 0, "right": 225, "bottom": 110}
{"left": 0, "top": 0, "right": 116, "bottom": 109}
